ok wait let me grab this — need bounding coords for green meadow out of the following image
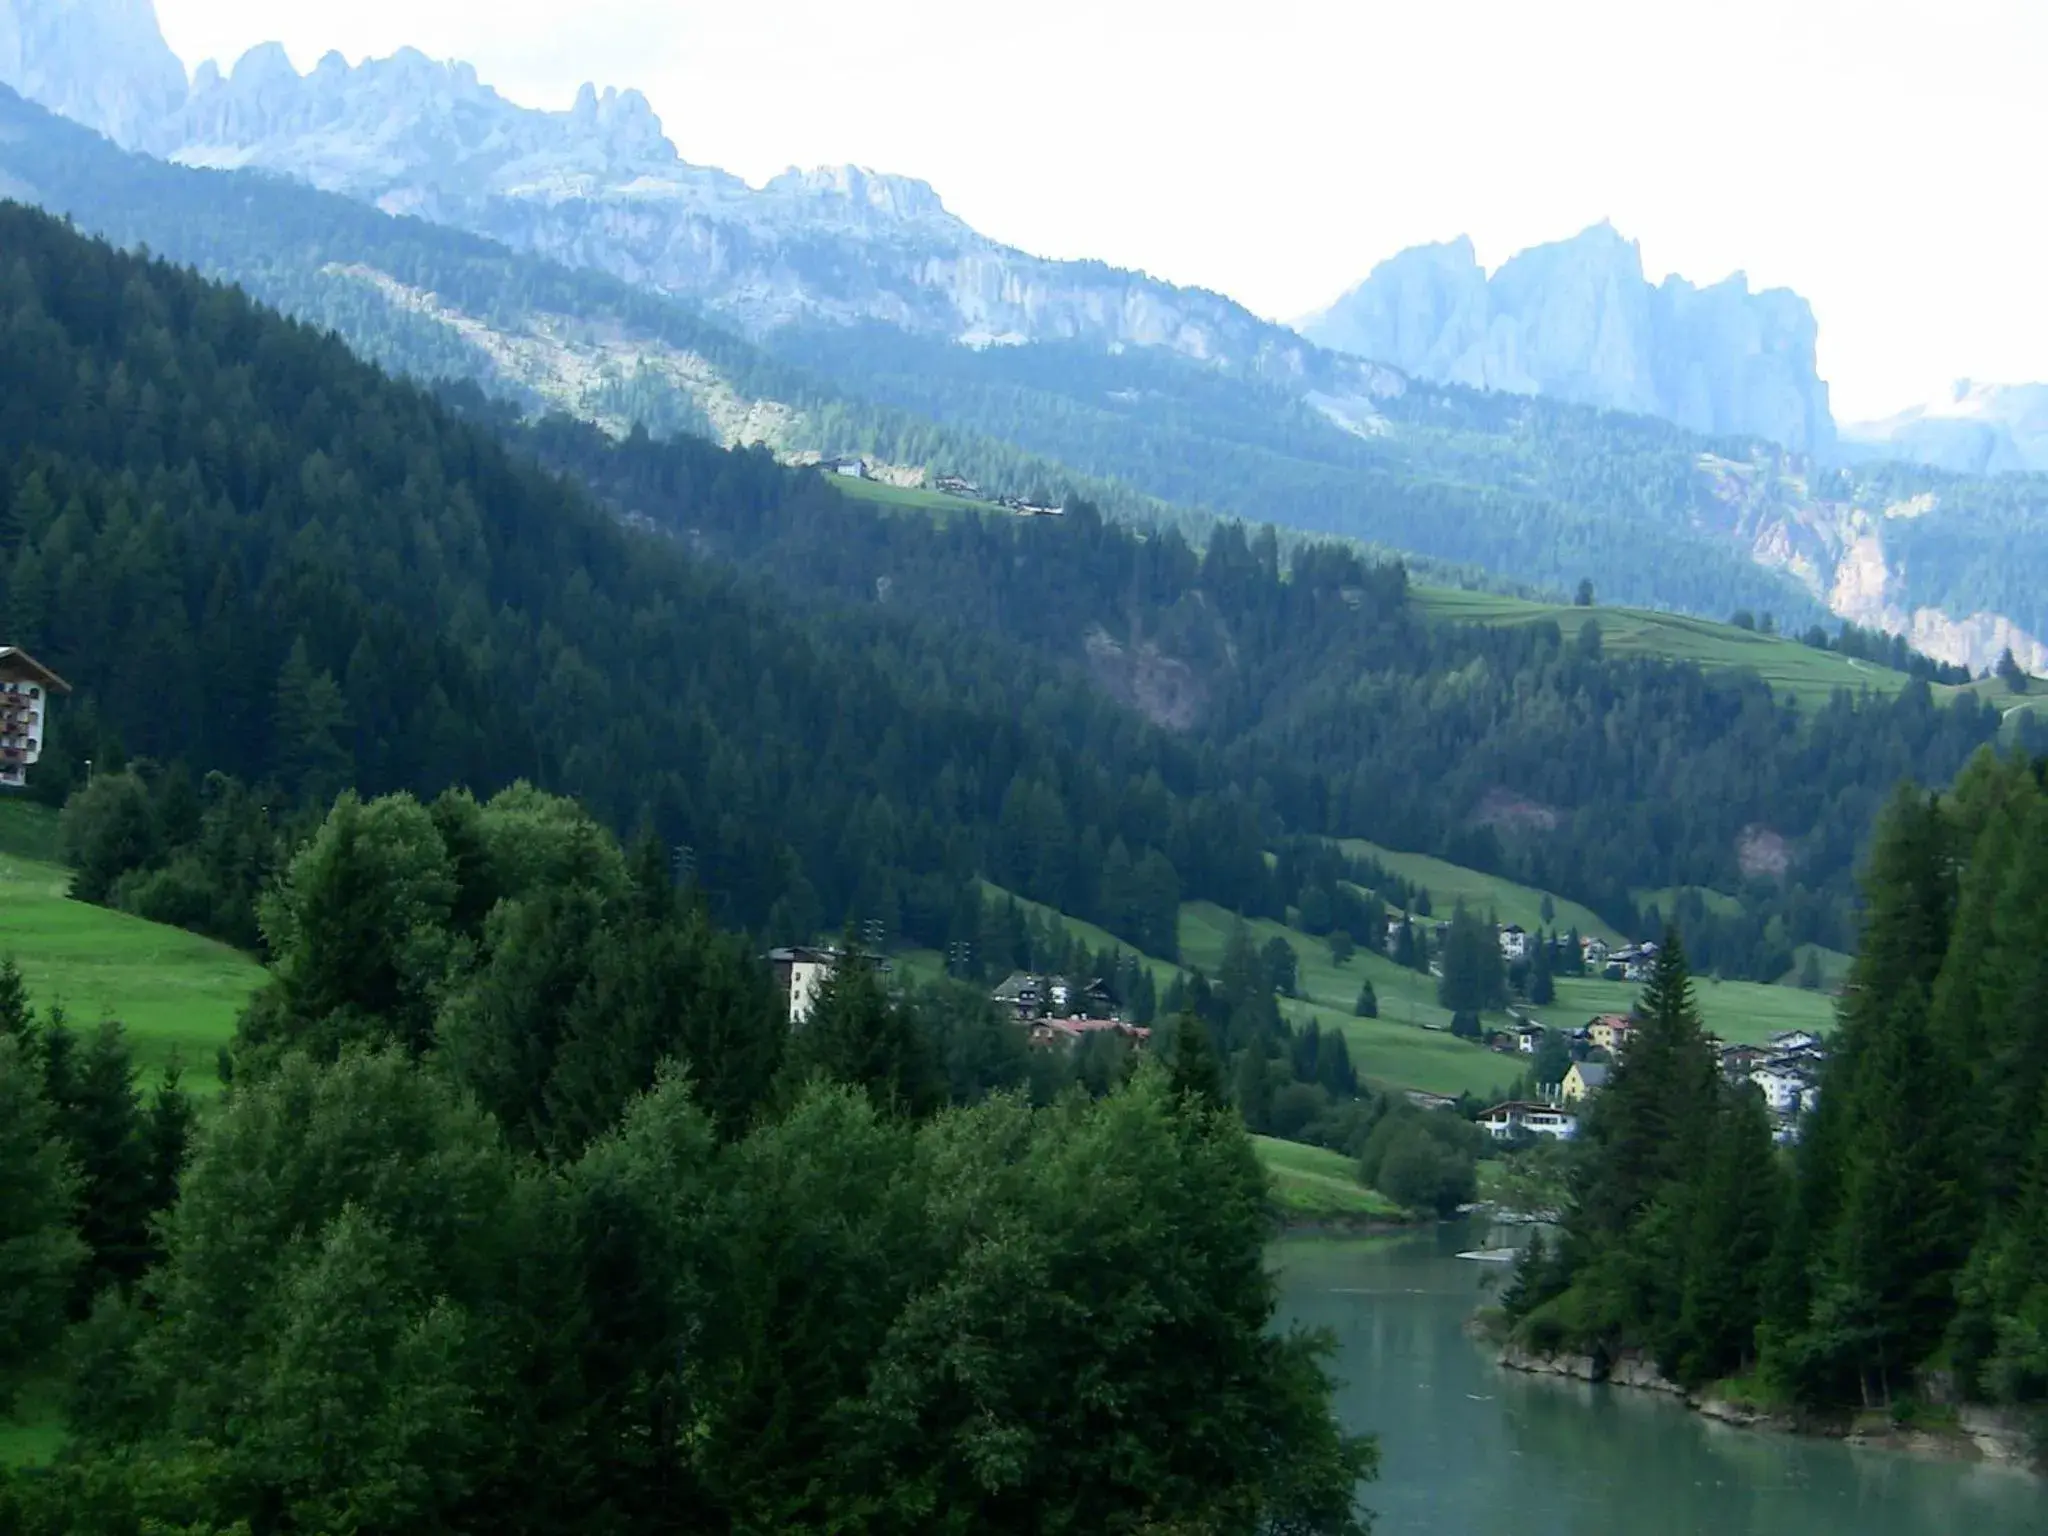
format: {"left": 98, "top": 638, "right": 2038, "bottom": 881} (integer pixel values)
{"left": 0, "top": 807, "right": 265, "bottom": 1092}
{"left": 1253, "top": 1135, "right": 1407, "bottom": 1222}
{"left": 1338, "top": 839, "right": 1620, "bottom": 941}
{"left": 1410, "top": 586, "right": 1912, "bottom": 711}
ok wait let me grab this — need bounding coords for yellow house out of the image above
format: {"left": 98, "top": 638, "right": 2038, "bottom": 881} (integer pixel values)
{"left": 1561, "top": 1061, "right": 1611, "bottom": 1105}
{"left": 1588, "top": 1015, "right": 1635, "bottom": 1054}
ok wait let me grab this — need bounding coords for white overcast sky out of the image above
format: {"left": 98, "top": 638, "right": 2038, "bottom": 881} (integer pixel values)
{"left": 152, "top": 0, "right": 2046, "bottom": 420}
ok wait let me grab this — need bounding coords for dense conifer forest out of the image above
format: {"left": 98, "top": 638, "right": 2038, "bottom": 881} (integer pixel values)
{"left": 1504, "top": 754, "right": 2048, "bottom": 1419}
{"left": 2, "top": 198, "right": 2039, "bottom": 993}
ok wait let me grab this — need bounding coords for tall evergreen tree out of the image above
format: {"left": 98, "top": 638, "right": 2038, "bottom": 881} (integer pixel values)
{"left": 782, "top": 936, "right": 941, "bottom": 1119}
{"left": 1669, "top": 1083, "right": 1783, "bottom": 1385}
{"left": 0, "top": 1035, "right": 83, "bottom": 1410}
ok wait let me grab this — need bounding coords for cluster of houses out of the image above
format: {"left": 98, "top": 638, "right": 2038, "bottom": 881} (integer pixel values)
{"left": 1478, "top": 1019, "right": 1826, "bottom": 1145}
{"left": 816, "top": 457, "right": 1063, "bottom": 517}
{"left": 765, "top": 949, "right": 1150, "bottom": 1053}
{"left": 991, "top": 971, "right": 1151, "bottom": 1051}
{"left": 1381, "top": 914, "right": 1663, "bottom": 984}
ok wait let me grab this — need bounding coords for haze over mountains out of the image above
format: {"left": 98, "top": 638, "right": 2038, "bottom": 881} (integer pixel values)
{"left": 4, "top": 0, "right": 2048, "bottom": 674}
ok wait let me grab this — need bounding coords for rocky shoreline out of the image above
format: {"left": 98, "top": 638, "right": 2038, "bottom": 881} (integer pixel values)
{"left": 1497, "top": 1344, "right": 2043, "bottom": 1473}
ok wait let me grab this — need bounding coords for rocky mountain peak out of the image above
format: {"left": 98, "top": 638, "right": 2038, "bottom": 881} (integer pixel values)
{"left": 760, "top": 163, "right": 962, "bottom": 237}
{"left": 1303, "top": 223, "right": 1835, "bottom": 455}
{"left": 0, "top": 0, "right": 187, "bottom": 148}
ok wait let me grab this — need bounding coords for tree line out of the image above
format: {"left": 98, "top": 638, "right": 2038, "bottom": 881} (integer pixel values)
{"left": 5, "top": 196, "right": 2037, "bottom": 1003}
{"left": 1, "top": 783, "right": 1373, "bottom": 1532}
{"left": 1505, "top": 751, "right": 2048, "bottom": 1419}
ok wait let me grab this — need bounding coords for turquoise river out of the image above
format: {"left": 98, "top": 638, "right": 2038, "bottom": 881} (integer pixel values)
{"left": 1274, "top": 1226, "right": 2042, "bottom": 1535}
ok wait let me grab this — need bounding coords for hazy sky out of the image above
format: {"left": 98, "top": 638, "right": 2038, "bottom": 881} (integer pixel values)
{"left": 152, "top": 0, "right": 2046, "bottom": 420}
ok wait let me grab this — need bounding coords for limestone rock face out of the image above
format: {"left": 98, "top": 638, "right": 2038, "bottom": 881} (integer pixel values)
{"left": 0, "top": 0, "right": 186, "bottom": 147}
{"left": 1302, "top": 223, "right": 1837, "bottom": 456}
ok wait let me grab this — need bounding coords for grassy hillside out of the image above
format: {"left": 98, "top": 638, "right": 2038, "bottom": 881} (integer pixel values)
{"left": 0, "top": 807, "right": 265, "bottom": 1091}
{"left": 1338, "top": 839, "right": 1621, "bottom": 941}
{"left": 1411, "top": 587, "right": 1907, "bottom": 710}
{"left": 1521, "top": 972, "right": 1834, "bottom": 1046}
{"left": 1253, "top": 1135, "right": 1407, "bottom": 1222}
{"left": 1177, "top": 902, "right": 1522, "bottom": 1101}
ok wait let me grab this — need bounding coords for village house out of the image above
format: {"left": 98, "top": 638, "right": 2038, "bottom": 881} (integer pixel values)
{"left": 1479, "top": 1100, "right": 1580, "bottom": 1141}
{"left": 765, "top": 945, "right": 839, "bottom": 1025}
{"left": 1561, "top": 1061, "right": 1611, "bottom": 1105}
{"left": 1588, "top": 1015, "right": 1635, "bottom": 1055}
{"left": 991, "top": 971, "right": 1111, "bottom": 1021}
{"left": 1580, "top": 935, "right": 1611, "bottom": 970}
{"left": 1605, "top": 942, "right": 1659, "bottom": 982}
{"left": 1750, "top": 1060, "right": 1820, "bottom": 1117}
{"left": 820, "top": 454, "right": 870, "bottom": 479}
{"left": 1511, "top": 1021, "right": 1547, "bottom": 1054}
{"left": 1498, "top": 924, "right": 1530, "bottom": 963}
{"left": 1768, "top": 1029, "right": 1824, "bottom": 1056}
{"left": 1719, "top": 1042, "right": 1770, "bottom": 1080}
{"left": 0, "top": 646, "right": 68, "bottom": 791}
{"left": 932, "top": 474, "right": 980, "bottom": 497}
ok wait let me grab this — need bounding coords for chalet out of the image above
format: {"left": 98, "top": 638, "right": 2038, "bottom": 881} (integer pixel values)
{"left": 765, "top": 946, "right": 839, "bottom": 1026}
{"left": 1028, "top": 1016, "right": 1150, "bottom": 1052}
{"left": 1719, "top": 1043, "right": 1769, "bottom": 1080}
{"left": 992, "top": 972, "right": 1110, "bottom": 1021}
{"left": 0, "top": 647, "right": 69, "bottom": 791}
{"left": 933, "top": 474, "right": 981, "bottom": 497}
{"left": 1580, "top": 935, "right": 1611, "bottom": 970}
{"left": 1561, "top": 1061, "right": 1611, "bottom": 1105}
{"left": 1498, "top": 924, "right": 1530, "bottom": 963}
{"left": 820, "top": 454, "right": 870, "bottom": 479}
{"left": 1751, "top": 1061, "right": 1821, "bottom": 1117}
{"left": 991, "top": 971, "right": 1048, "bottom": 1018}
{"left": 1768, "top": 1029, "right": 1823, "bottom": 1055}
{"left": 1479, "top": 1100, "right": 1580, "bottom": 1141}
{"left": 1607, "top": 944, "right": 1658, "bottom": 982}
{"left": 1511, "top": 1021, "right": 1547, "bottom": 1055}
{"left": 1588, "top": 1015, "right": 1635, "bottom": 1054}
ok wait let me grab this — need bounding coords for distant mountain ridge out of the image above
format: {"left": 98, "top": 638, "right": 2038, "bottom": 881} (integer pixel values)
{"left": 1298, "top": 224, "right": 1836, "bottom": 456}
{"left": 147, "top": 33, "right": 1394, "bottom": 404}
{"left": 1843, "top": 381, "right": 2048, "bottom": 476}
{"left": 6, "top": 1, "right": 2048, "bottom": 676}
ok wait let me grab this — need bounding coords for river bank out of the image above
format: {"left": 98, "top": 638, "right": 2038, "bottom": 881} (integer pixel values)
{"left": 1496, "top": 1341, "right": 2045, "bottom": 1474}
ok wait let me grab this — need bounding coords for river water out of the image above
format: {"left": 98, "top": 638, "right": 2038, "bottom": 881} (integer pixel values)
{"left": 1273, "top": 1227, "right": 2043, "bottom": 1535}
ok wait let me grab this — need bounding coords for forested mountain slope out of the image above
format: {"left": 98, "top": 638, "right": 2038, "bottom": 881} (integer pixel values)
{"left": 525, "top": 411, "right": 2040, "bottom": 976}
{"left": 0, "top": 198, "right": 2038, "bottom": 989}
{"left": 11, "top": 81, "right": 2048, "bottom": 668}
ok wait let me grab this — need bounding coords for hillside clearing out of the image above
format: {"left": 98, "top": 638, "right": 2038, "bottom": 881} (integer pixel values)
{"left": 1338, "top": 840, "right": 1620, "bottom": 941}
{"left": 1254, "top": 1135, "right": 1408, "bottom": 1222}
{"left": 0, "top": 851, "right": 266, "bottom": 1092}
{"left": 1410, "top": 587, "right": 1910, "bottom": 711}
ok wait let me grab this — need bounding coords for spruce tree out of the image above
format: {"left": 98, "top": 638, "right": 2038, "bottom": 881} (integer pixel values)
{"left": 1167, "top": 1008, "right": 1227, "bottom": 1110}
{"left": 51, "top": 1022, "right": 154, "bottom": 1307}
{"left": 0, "top": 1036, "right": 83, "bottom": 1411}
{"left": 1530, "top": 933, "right": 1556, "bottom": 1006}
{"left": 781, "top": 937, "right": 941, "bottom": 1120}
{"left": 1670, "top": 1083, "right": 1783, "bottom": 1385}
{"left": 1802, "top": 983, "right": 1976, "bottom": 1406}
